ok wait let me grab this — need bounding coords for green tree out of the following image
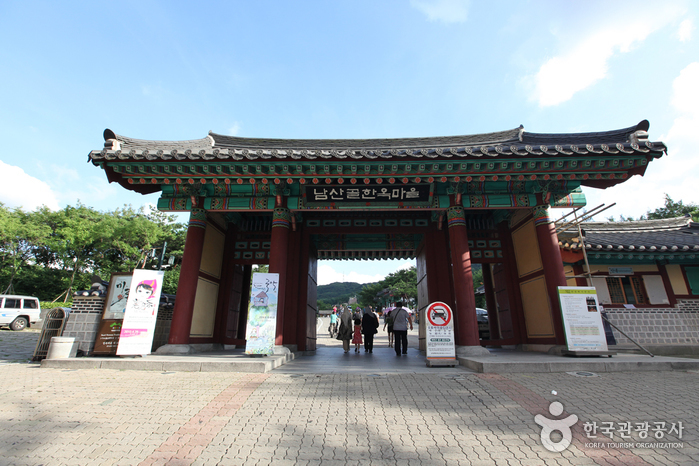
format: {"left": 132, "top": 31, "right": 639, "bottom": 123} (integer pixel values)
{"left": 32, "top": 204, "right": 109, "bottom": 301}
{"left": 0, "top": 203, "right": 187, "bottom": 300}
{"left": 0, "top": 204, "right": 51, "bottom": 294}
{"left": 646, "top": 194, "right": 699, "bottom": 222}
{"left": 358, "top": 267, "right": 418, "bottom": 309}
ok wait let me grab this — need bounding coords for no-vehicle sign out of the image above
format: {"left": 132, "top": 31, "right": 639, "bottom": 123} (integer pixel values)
{"left": 425, "top": 302, "right": 456, "bottom": 362}
{"left": 426, "top": 302, "right": 452, "bottom": 327}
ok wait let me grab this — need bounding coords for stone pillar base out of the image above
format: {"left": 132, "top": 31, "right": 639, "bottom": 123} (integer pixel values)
{"left": 456, "top": 345, "right": 492, "bottom": 357}
{"left": 155, "top": 344, "right": 196, "bottom": 355}
{"left": 273, "top": 345, "right": 292, "bottom": 355}
{"left": 517, "top": 344, "right": 566, "bottom": 355}
{"left": 155, "top": 343, "right": 225, "bottom": 355}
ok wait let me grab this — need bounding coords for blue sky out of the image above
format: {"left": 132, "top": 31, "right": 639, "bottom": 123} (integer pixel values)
{"left": 1, "top": 0, "right": 697, "bottom": 285}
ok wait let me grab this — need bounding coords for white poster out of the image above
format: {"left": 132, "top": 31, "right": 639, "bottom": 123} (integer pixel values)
{"left": 116, "top": 269, "right": 164, "bottom": 356}
{"left": 425, "top": 301, "right": 456, "bottom": 360}
{"left": 557, "top": 287, "right": 609, "bottom": 352}
{"left": 245, "top": 273, "right": 279, "bottom": 355}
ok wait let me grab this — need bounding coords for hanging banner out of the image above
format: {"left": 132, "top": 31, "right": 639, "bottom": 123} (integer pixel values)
{"left": 245, "top": 272, "right": 279, "bottom": 355}
{"left": 116, "top": 269, "right": 164, "bottom": 356}
{"left": 425, "top": 301, "right": 456, "bottom": 361}
{"left": 557, "top": 287, "right": 609, "bottom": 352}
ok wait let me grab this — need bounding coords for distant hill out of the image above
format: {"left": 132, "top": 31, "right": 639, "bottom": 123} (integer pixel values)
{"left": 317, "top": 281, "right": 376, "bottom": 308}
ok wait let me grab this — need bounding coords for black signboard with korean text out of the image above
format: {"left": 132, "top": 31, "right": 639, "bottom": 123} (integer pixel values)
{"left": 304, "top": 183, "right": 432, "bottom": 206}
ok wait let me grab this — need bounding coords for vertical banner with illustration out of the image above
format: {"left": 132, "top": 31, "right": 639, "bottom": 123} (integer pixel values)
{"left": 116, "top": 269, "right": 165, "bottom": 356}
{"left": 557, "top": 287, "right": 609, "bottom": 352}
{"left": 245, "top": 272, "right": 279, "bottom": 356}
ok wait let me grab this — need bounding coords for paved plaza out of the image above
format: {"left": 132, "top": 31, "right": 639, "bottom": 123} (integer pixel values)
{"left": 1, "top": 328, "right": 698, "bottom": 465}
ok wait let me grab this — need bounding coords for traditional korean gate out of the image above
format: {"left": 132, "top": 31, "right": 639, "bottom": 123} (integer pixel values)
{"left": 86, "top": 120, "right": 666, "bottom": 352}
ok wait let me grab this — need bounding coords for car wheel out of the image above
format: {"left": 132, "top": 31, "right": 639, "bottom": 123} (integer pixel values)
{"left": 10, "top": 317, "right": 28, "bottom": 331}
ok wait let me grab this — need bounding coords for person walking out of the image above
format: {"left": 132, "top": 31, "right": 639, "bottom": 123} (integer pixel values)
{"left": 336, "top": 305, "right": 353, "bottom": 353}
{"left": 392, "top": 302, "right": 413, "bottom": 356}
{"left": 361, "top": 307, "right": 379, "bottom": 353}
{"left": 383, "top": 308, "right": 395, "bottom": 348}
{"left": 351, "top": 315, "right": 363, "bottom": 353}
{"left": 329, "top": 310, "right": 338, "bottom": 337}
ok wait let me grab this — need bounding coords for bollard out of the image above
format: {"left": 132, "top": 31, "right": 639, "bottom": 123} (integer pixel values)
{"left": 46, "top": 337, "right": 78, "bottom": 359}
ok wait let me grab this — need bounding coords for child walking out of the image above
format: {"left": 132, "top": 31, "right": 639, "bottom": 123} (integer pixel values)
{"left": 352, "top": 316, "right": 363, "bottom": 353}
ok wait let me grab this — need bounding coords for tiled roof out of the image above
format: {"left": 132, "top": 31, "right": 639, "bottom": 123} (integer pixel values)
{"left": 559, "top": 217, "right": 699, "bottom": 252}
{"left": 90, "top": 120, "right": 665, "bottom": 163}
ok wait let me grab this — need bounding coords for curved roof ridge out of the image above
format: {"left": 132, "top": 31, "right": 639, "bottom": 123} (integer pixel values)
{"left": 208, "top": 127, "right": 524, "bottom": 150}
{"left": 581, "top": 216, "right": 691, "bottom": 233}
{"left": 103, "top": 129, "right": 213, "bottom": 151}
{"left": 523, "top": 120, "right": 649, "bottom": 145}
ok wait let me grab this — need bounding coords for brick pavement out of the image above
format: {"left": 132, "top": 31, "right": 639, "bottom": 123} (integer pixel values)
{"left": 0, "top": 328, "right": 40, "bottom": 363}
{"left": 1, "top": 363, "right": 697, "bottom": 465}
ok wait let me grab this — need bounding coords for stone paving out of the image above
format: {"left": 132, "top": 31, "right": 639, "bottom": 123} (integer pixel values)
{"left": 1, "top": 329, "right": 698, "bottom": 465}
{"left": 0, "top": 328, "right": 40, "bottom": 363}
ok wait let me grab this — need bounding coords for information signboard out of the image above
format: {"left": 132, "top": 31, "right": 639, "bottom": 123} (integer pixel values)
{"left": 93, "top": 320, "right": 123, "bottom": 355}
{"left": 557, "top": 287, "right": 609, "bottom": 352}
{"left": 245, "top": 273, "right": 279, "bottom": 356}
{"left": 116, "top": 269, "right": 164, "bottom": 356}
{"left": 102, "top": 273, "right": 132, "bottom": 320}
{"left": 425, "top": 301, "right": 456, "bottom": 361}
{"left": 94, "top": 273, "right": 132, "bottom": 355}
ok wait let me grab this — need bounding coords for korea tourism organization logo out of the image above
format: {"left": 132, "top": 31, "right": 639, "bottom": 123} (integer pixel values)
{"left": 534, "top": 397, "right": 685, "bottom": 452}
{"left": 534, "top": 401, "right": 578, "bottom": 452}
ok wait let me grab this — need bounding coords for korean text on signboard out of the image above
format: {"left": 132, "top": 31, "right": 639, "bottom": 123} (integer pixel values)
{"left": 304, "top": 184, "right": 431, "bottom": 204}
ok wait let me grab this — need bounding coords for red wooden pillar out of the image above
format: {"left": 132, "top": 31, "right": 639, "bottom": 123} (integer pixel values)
{"left": 424, "top": 225, "right": 455, "bottom": 310}
{"left": 168, "top": 209, "right": 207, "bottom": 345}
{"left": 447, "top": 206, "right": 481, "bottom": 348}
{"left": 269, "top": 206, "right": 291, "bottom": 346}
{"left": 282, "top": 226, "right": 302, "bottom": 349}
{"left": 533, "top": 207, "right": 567, "bottom": 345}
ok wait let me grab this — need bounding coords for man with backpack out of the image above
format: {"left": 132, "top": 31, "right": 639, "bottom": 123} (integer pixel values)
{"left": 391, "top": 302, "right": 413, "bottom": 356}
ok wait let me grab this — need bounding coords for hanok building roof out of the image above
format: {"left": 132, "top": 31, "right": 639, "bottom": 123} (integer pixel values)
{"left": 559, "top": 216, "right": 699, "bottom": 263}
{"left": 89, "top": 120, "right": 666, "bottom": 201}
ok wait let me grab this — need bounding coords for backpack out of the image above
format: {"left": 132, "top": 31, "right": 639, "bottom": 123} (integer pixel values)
{"left": 385, "top": 312, "right": 394, "bottom": 326}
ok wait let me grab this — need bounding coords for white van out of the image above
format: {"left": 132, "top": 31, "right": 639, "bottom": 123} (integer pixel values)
{"left": 0, "top": 295, "right": 41, "bottom": 331}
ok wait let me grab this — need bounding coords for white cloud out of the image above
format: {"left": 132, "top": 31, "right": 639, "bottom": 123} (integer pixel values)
{"left": 228, "top": 122, "right": 241, "bottom": 136}
{"left": 530, "top": 5, "right": 684, "bottom": 107}
{"left": 677, "top": 19, "right": 693, "bottom": 42}
{"left": 396, "top": 261, "right": 414, "bottom": 271}
{"left": 583, "top": 62, "right": 699, "bottom": 220}
{"left": 0, "top": 160, "right": 60, "bottom": 211}
{"left": 410, "top": 0, "right": 470, "bottom": 24}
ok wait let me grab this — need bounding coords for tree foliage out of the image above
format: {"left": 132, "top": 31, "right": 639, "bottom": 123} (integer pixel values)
{"left": 645, "top": 194, "right": 699, "bottom": 222}
{"left": 0, "top": 203, "right": 186, "bottom": 300}
{"left": 357, "top": 267, "right": 418, "bottom": 309}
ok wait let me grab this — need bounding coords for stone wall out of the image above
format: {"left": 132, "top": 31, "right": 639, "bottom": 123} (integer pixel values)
{"left": 62, "top": 296, "right": 104, "bottom": 355}
{"left": 604, "top": 299, "right": 699, "bottom": 350}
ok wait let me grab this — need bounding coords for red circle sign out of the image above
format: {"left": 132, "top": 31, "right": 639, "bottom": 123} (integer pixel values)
{"left": 426, "top": 302, "right": 452, "bottom": 327}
